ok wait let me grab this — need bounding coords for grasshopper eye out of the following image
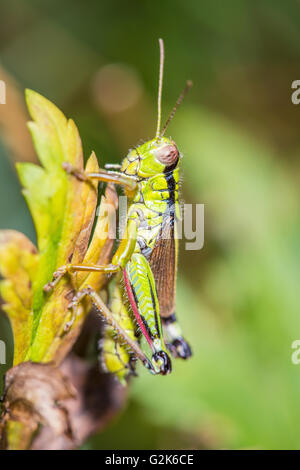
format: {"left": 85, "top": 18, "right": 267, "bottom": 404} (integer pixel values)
{"left": 155, "top": 144, "right": 179, "bottom": 166}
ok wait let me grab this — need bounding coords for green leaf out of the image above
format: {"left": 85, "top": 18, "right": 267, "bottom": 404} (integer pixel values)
{"left": 0, "top": 91, "right": 119, "bottom": 452}
{"left": 0, "top": 90, "right": 117, "bottom": 366}
{"left": 11, "top": 90, "right": 113, "bottom": 364}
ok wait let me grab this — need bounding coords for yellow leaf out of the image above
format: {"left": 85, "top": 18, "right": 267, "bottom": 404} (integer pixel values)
{"left": 0, "top": 231, "right": 38, "bottom": 365}
{"left": 16, "top": 91, "right": 100, "bottom": 363}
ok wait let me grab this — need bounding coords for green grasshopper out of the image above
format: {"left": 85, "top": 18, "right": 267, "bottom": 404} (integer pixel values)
{"left": 44, "top": 39, "right": 192, "bottom": 382}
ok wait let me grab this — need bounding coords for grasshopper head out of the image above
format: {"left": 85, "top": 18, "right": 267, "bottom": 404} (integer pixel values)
{"left": 121, "top": 137, "right": 180, "bottom": 179}
{"left": 138, "top": 137, "right": 180, "bottom": 177}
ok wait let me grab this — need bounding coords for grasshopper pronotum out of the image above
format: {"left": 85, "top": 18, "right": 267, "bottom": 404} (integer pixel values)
{"left": 45, "top": 39, "right": 192, "bottom": 383}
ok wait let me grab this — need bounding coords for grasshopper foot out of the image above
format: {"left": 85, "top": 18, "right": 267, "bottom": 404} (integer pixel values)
{"left": 62, "top": 288, "right": 91, "bottom": 334}
{"left": 152, "top": 351, "right": 172, "bottom": 375}
{"left": 43, "top": 266, "right": 69, "bottom": 293}
{"left": 62, "top": 162, "right": 87, "bottom": 181}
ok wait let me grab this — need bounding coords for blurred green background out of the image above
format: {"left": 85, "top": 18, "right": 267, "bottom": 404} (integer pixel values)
{"left": 1, "top": 0, "right": 300, "bottom": 450}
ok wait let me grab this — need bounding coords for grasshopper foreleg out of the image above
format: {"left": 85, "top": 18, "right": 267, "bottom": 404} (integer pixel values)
{"left": 62, "top": 162, "right": 137, "bottom": 191}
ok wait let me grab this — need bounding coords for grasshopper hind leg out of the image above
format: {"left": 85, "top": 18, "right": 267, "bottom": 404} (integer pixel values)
{"left": 124, "top": 253, "right": 172, "bottom": 375}
{"left": 162, "top": 314, "right": 192, "bottom": 360}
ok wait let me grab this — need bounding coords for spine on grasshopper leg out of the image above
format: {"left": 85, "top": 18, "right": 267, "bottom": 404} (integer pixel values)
{"left": 100, "top": 274, "right": 137, "bottom": 385}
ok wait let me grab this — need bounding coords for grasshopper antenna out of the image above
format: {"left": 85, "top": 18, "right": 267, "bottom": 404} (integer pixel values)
{"left": 160, "top": 80, "right": 193, "bottom": 137}
{"left": 156, "top": 38, "right": 165, "bottom": 139}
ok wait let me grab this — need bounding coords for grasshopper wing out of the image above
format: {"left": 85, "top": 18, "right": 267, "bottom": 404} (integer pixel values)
{"left": 149, "top": 216, "right": 178, "bottom": 318}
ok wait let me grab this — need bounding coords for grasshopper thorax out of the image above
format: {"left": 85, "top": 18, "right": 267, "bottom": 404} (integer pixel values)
{"left": 121, "top": 137, "right": 180, "bottom": 179}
